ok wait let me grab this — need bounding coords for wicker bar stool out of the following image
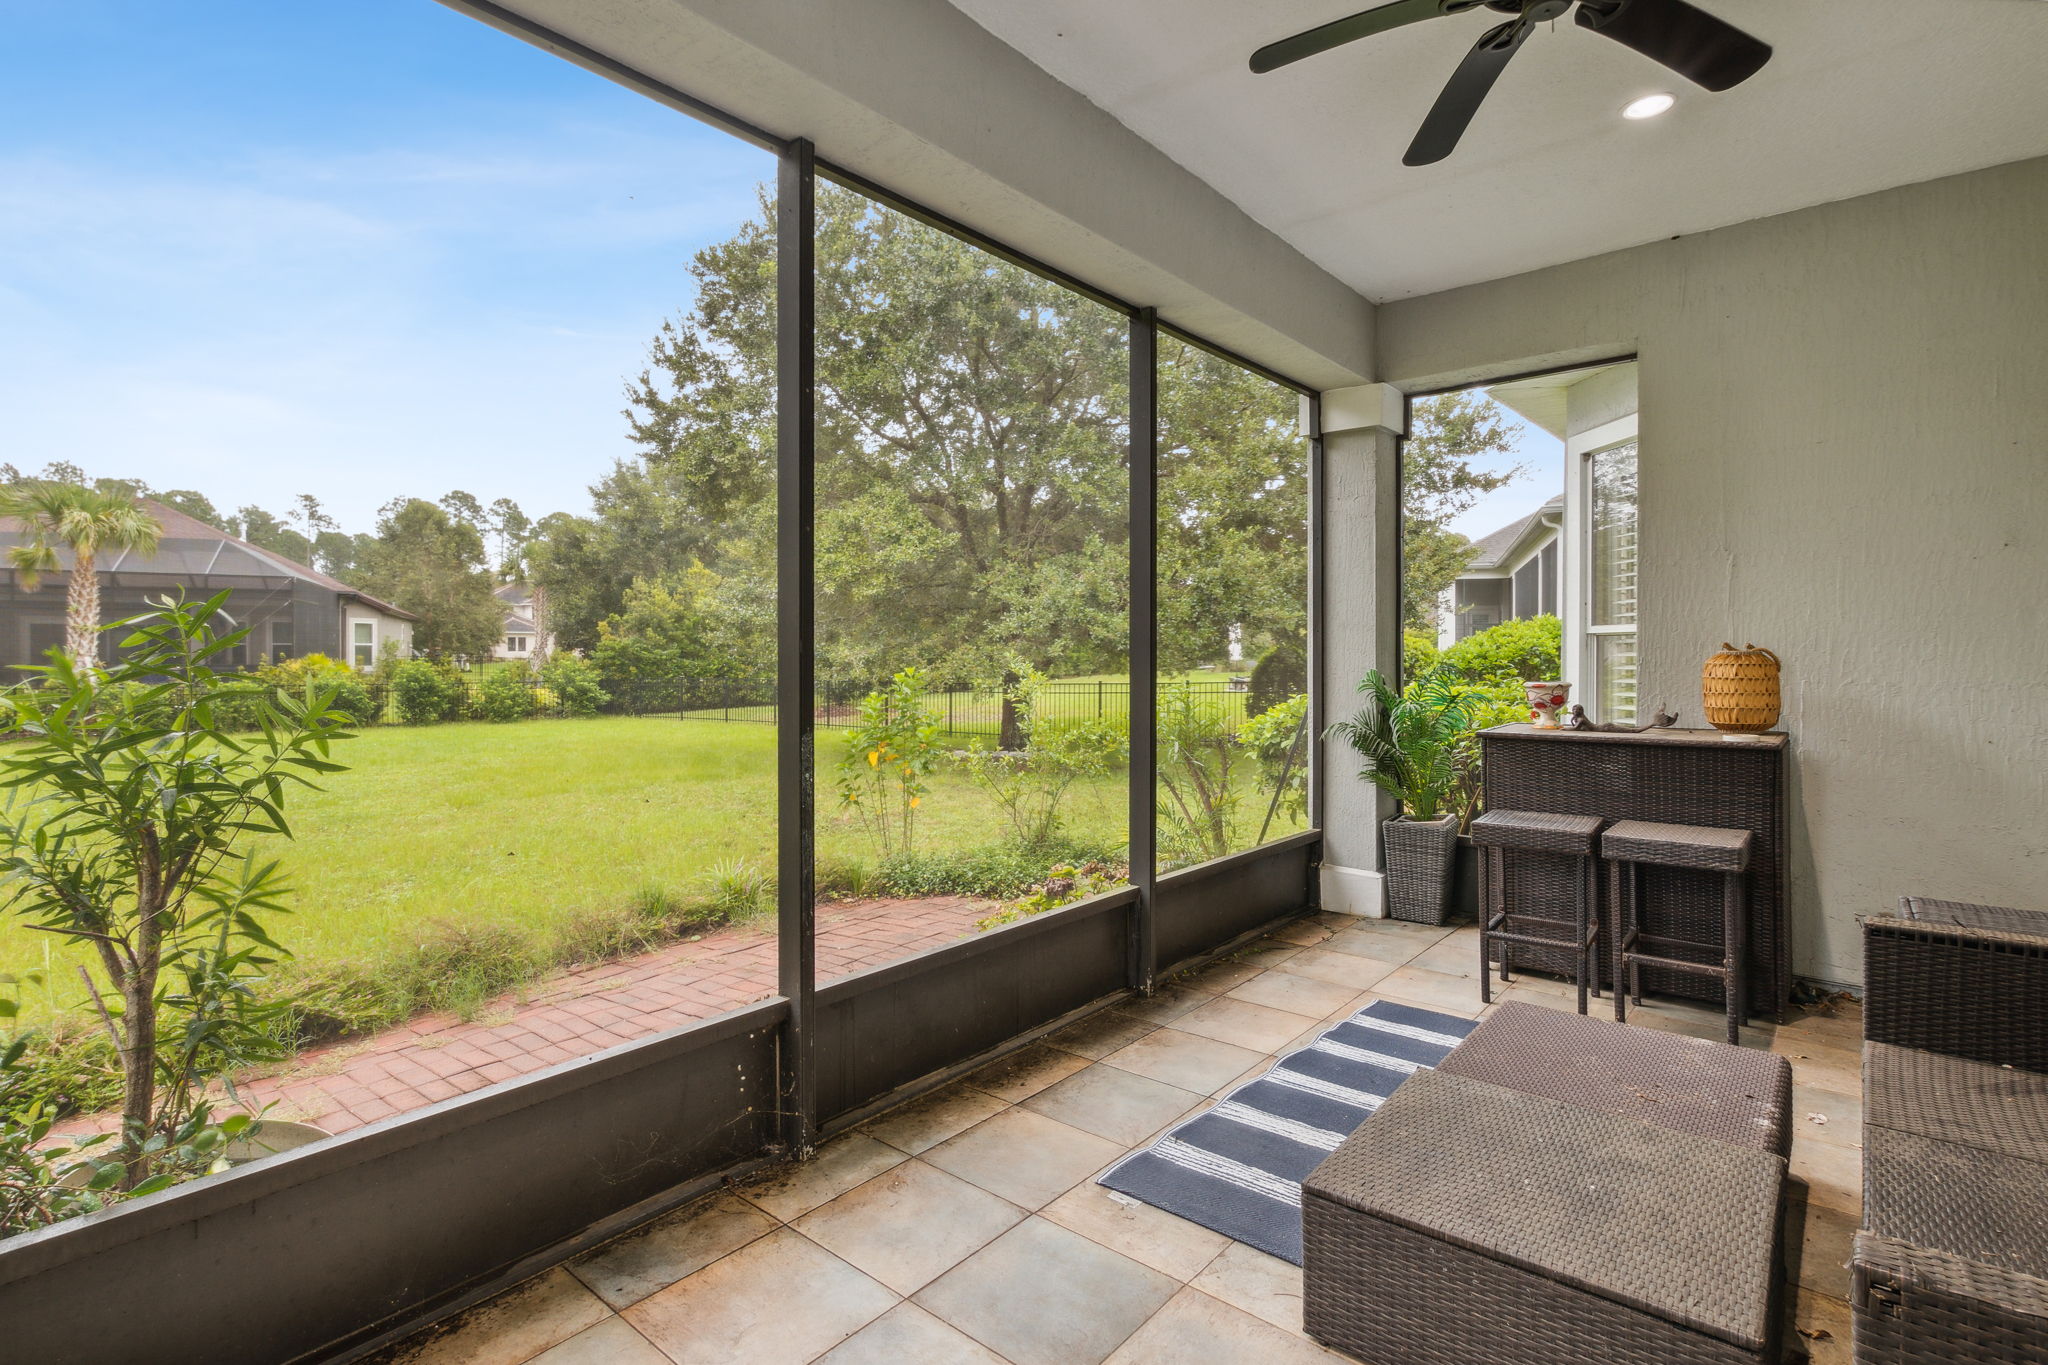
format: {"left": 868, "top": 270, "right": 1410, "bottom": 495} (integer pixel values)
{"left": 1470, "top": 810, "right": 1605, "bottom": 1015}
{"left": 1604, "top": 819, "right": 1754, "bottom": 1044}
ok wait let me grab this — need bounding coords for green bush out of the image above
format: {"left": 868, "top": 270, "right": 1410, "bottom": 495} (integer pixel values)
{"left": 391, "top": 658, "right": 460, "bottom": 724}
{"left": 259, "top": 654, "right": 377, "bottom": 726}
{"left": 539, "top": 654, "right": 609, "bottom": 716}
{"left": 1440, "top": 614, "right": 1561, "bottom": 686}
{"left": 474, "top": 668, "right": 537, "bottom": 723}
{"left": 1246, "top": 640, "right": 1306, "bottom": 718}
{"left": 1240, "top": 693, "right": 1309, "bottom": 824}
{"left": 1403, "top": 630, "right": 1441, "bottom": 679}
{"left": 874, "top": 835, "right": 1120, "bottom": 900}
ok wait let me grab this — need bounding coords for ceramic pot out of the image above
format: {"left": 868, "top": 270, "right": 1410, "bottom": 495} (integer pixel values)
{"left": 1524, "top": 680, "right": 1572, "bottom": 729}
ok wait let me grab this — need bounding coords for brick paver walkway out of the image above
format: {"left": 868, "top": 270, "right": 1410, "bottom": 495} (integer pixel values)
{"left": 235, "top": 897, "right": 994, "bottom": 1135}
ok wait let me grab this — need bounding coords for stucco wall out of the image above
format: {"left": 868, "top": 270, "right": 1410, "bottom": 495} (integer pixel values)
{"left": 1378, "top": 156, "right": 2048, "bottom": 986}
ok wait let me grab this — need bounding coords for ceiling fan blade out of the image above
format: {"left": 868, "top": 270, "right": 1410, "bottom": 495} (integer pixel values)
{"left": 1250, "top": 0, "right": 1474, "bottom": 75}
{"left": 1574, "top": 0, "right": 1772, "bottom": 91}
{"left": 1403, "top": 15, "right": 1539, "bottom": 166}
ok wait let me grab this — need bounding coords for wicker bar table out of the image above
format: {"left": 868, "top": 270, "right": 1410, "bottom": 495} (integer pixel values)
{"left": 1478, "top": 724, "right": 1790, "bottom": 1021}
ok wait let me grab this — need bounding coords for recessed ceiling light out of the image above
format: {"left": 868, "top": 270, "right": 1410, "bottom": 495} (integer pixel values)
{"left": 1622, "top": 93, "right": 1676, "bottom": 121}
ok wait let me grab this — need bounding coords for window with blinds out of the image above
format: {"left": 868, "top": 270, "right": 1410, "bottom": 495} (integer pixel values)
{"left": 1589, "top": 441, "right": 1638, "bottom": 721}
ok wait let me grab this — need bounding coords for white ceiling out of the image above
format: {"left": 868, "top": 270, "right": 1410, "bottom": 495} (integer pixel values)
{"left": 946, "top": 0, "right": 2048, "bottom": 301}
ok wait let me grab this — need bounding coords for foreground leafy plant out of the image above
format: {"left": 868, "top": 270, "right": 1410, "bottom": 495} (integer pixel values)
{"left": 836, "top": 667, "right": 941, "bottom": 859}
{"left": 0, "top": 593, "right": 353, "bottom": 1191}
{"left": 1326, "top": 667, "right": 1475, "bottom": 821}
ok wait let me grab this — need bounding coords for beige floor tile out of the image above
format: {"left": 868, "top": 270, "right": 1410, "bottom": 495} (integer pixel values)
{"left": 393, "top": 1267, "right": 610, "bottom": 1365}
{"left": 1790, "top": 1289, "right": 1854, "bottom": 1365}
{"left": 570, "top": 1191, "right": 778, "bottom": 1310}
{"left": 1047, "top": 1009, "right": 1161, "bottom": 1061}
{"left": 794, "top": 1159, "right": 1024, "bottom": 1295}
{"left": 1102, "top": 1028, "right": 1265, "bottom": 1095}
{"left": 964, "top": 1041, "right": 1092, "bottom": 1102}
{"left": 1226, "top": 970, "right": 1362, "bottom": 1019}
{"left": 1181, "top": 959, "right": 1264, "bottom": 995}
{"left": 1118, "top": 983, "right": 1210, "bottom": 1024}
{"left": 1324, "top": 920, "right": 1453, "bottom": 961}
{"left": 1105, "top": 1286, "right": 1347, "bottom": 1364}
{"left": 1267, "top": 919, "right": 1334, "bottom": 948}
{"left": 1791, "top": 1083, "right": 1864, "bottom": 1151}
{"left": 740, "top": 1133, "right": 909, "bottom": 1222}
{"left": 1188, "top": 1240, "right": 1307, "bottom": 1334}
{"left": 1370, "top": 965, "right": 1487, "bottom": 1016}
{"left": 813, "top": 1303, "right": 1008, "bottom": 1365}
{"left": 860, "top": 1083, "right": 1010, "bottom": 1156}
{"left": 1023, "top": 1062, "right": 1205, "bottom": 1146}
{"left": 1789, "top": 1187, "right": 1859, "bottom": 1301}
{"left": 1040, "top": 1179, "right": 1232, "bottom": 1282}
{"left": 915, "top": 1217, "right": 1177, "bottom": 1365}
{"left": 526, "top": 1316, "right": 668, "bottom": 1365}
{"left": 621, "top": 1228, "right": 896, "bottom": 1365}
{"left": 1778, "top": 1041, "right": 1864, "bottom": 1099}
{"left": 1237, "top": 945, "right": 1305, "bottom": 971}
{"left": 1408, "top": 931, "right": 1485, "bottom": 979}
{"left": 1280, "top": 947, "right": 1402, "bottom": 990}
{"left": 1791, "top": 1136, "right": 1863, "bottom": 1216}
{"left": 1174, "top": 996, "right": 1319, "bottom": 1053}
{"left": 923, "top": 1106, "right": 1126, "bottom": 1209}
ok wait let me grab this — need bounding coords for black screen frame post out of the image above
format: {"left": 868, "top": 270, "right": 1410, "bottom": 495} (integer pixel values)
{"left": 1128, "top": 307, "right": 1159, "bottom": 994}
{"left": 775, "top": 135, "right": 818, "bottom": 1155}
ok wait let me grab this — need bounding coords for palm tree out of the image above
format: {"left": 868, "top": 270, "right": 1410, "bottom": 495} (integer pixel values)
{"left": 0, "top": 483, "right": 163, "bottom": 664}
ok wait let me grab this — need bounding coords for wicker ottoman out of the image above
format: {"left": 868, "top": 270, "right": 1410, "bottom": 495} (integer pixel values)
{"left": 1439, "top": 1000, "right": 1793, "bottom": 1157}
{"left": 1303, "top": 1039, "right": 1788, "bottom": 1364}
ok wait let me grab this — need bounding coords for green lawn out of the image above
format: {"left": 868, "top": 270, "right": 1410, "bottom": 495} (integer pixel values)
{"left": 0, "top": 713, "right": 1302, "bottom": 1028}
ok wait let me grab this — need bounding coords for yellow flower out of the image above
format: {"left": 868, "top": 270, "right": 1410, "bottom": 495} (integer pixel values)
{"left": 867, "top": 750, "right": 880, "bottom": 767}
{"left": 909, "top": 796, "right": 922, "bottom": 809}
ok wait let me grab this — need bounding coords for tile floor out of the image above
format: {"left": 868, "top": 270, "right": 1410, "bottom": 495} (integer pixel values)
{"left": 375, "top": 912, "right": 1864, "bottom": 1365}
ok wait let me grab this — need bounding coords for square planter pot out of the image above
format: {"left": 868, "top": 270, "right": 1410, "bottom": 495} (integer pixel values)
{"left": 1382, "top": 814, "right": 1460, "bottom": 925}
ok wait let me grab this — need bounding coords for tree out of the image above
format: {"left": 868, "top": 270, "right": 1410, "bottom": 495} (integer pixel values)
{"left": 439, "top": 490, "right": 486, "bottom": 535}
{"left": 156, "top": 489, "right": 226, "bottom": 528}
{"left": 0, "top": 595, "right": 353, "bottom": 1189}
{"left": 358, "top": 499, "right": 502, "bottom": 660}
{"left": 234, "top": 505, "right": 315, "bottom": 566}
{"left": 0, "top": 483, "right": 163, "bottom": 662}
{"left": 488, "top": 498, "right": 531, "bottom": 576}
{"left": 1402, "top": 391, "right": 1523, "bottom": 634}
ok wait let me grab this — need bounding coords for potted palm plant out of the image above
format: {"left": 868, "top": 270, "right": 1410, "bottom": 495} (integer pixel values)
{"left": 1329, "top": 668, "right": 1475, "bottom": 925}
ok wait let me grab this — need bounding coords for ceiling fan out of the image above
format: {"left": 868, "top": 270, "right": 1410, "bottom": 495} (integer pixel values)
{"left": 1251, "top": 0, "right": 1773, "bottom": 167}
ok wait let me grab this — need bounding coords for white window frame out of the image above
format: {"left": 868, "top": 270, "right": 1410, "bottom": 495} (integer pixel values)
{"left": 1565, "top": 414, "right": 1640, "bottom": 721}
{"left": 350, "top": 619, "right": 376, "bottom": 670}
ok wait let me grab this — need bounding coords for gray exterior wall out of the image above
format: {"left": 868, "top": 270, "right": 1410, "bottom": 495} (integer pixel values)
{"left": 1380, "top": 155, "right": 2048, "bottom": 986}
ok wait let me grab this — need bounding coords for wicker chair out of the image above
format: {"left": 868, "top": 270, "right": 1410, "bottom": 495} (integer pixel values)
{"left": 1854, "top": 897, "right": 2048, "bottom": 1364}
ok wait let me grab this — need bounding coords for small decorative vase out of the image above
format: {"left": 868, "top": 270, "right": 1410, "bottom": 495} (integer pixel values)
{"left": 1702, "top": 643, "right": 1781, "bottom": 733}
{"left": 1524, "top": 680, "right": 1571, "bottom": 729}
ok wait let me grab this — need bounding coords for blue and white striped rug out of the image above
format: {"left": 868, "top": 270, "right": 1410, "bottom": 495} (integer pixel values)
{"left": 1097, "top": 998, "right": 1477, "bottom": 1264}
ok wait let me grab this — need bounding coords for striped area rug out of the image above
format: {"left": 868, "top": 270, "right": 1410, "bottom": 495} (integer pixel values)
{"left": 1097, "top": 998, "right": 1477, "bottom": 1264}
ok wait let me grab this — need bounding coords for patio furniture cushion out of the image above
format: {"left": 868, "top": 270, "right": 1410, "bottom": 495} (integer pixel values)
{"left": 1438, "top": 1000, "right": 1792, "bottom": 1155}
{"left": 1863, "top": 1122, "right": 2048, "bottom": 1277}
{"left": 1303, "top": 1067, "right": 1783, "bottom": 1357}
{"left": 1602, "top": 819, "right": 1753, "bottom": 872}
{"left": 1865, "top": 1041, "right": 2048, "bottom": 1165}
{"left": 1469, "top": 808, "right": 1604, "bottom": 855}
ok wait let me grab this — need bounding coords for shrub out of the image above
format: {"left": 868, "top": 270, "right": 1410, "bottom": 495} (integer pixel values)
{"left": 1246, "top": 640, "right": 1306, "bottom": 718}
{"left": 1403, "top": 630, "right": 1441, "bottom": 679}
{"left": 539, "top": 654, "right": 609, "bottom": 716}
{"left": 836, "top": 667, "right": 942, "bottom": 859}
{"left": 391, "top": 658, "right": 460, "bottom": 724}
{"left": 977, "top": 860, "right": 1129, "bottom": 931}
{"left": 1440, "top": 614, "right": 1562, "bottom": 686}
{"left": 1156, "top": 679, "right": 1243, "bottom": 869}
{"left": 953, "top": 675, "right": 1127, "bottom": 850}
{"left": 3, "top": 977, "right": 121, "bottom": 1238}
{"left": 474, "top": 668, "right": 537, "bottom": 722}
{"left": 259, "top": 654, "right": 377, "bottom": 726}
{"left": 1240, "top": 693, "right": 1310, "bottom": 827}
{"left": 873, "top": 835, "right": 1120, "bottom": 900}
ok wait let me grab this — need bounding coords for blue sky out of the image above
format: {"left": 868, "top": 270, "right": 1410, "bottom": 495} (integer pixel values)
{"left": 1449, "top": 414, "right": 1563, "bottom": 541}
{"left": 0, "top": 0, "right": 772, "bottom": 532}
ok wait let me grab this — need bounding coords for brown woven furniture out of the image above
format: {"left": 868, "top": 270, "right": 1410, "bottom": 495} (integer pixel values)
{"left": 1854, "top": 898, "right": 2048, "bottom": 1364}
{"left": 1470, "top": 809, "right": 1605, "bottom": 1014}
{"left": 1440, "top": 1000, "right": 1793, "bottom": 1156}
{"left": 1605, "top": 819, "right": 1753, "bottom": 1044}
{"left": 1479, "top": 725, "right": 1790, "bottom": 1021}
{"left": 1302, "top": 1060, "right": 1787, "bottom": 1365}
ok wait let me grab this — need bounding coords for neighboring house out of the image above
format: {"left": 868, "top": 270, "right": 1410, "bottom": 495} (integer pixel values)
{"left": 1437, "top": 494, "right": 1563, "bottom": 648}
{"left": 0, "top": 498, "right": 416, "bottom": 672}
{"left": 1442, "top": 364, "right": 1642, "bottom": 723}
{"left": 490, "top": 581, "right": 552, "bottom": 663}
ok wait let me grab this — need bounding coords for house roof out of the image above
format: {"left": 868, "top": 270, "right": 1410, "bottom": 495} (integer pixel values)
{"left": 1466, "top": 495, "right": 1564, "bottom": 571}
{"left": 0, "top": 497, "right": 418, "bottom": 621}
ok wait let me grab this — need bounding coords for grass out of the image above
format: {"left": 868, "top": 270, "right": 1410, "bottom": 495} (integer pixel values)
{"left": 0, "top": 712, "right": 1303, "bottom": 1043}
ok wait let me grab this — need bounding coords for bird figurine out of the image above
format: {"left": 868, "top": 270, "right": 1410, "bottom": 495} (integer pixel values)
{"left": 1564, "top": 704, "right": 1680, "bottom": 733}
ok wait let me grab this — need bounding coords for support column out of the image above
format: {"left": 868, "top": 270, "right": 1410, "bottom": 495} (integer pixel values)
{"left": 1127, "top": 308, "right": 1158, "bottom": 993}
{"left": 1316, "top": 383, "right": 1405, "bottom": 917}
